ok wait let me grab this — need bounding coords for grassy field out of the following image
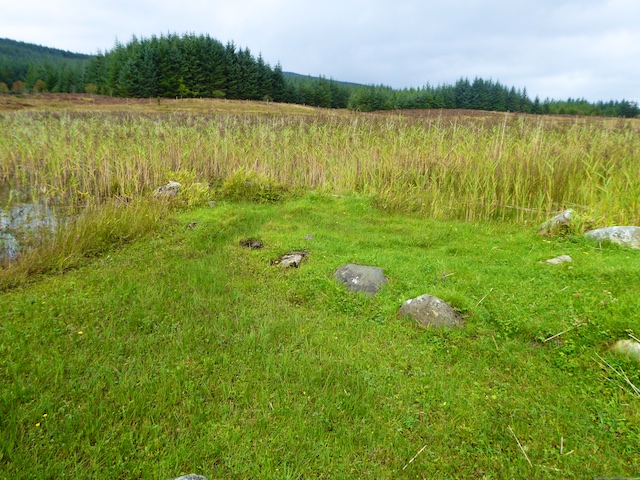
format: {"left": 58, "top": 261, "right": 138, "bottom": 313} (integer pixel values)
{"left": 1, "top": 96, "right": 639, "bottom": 478}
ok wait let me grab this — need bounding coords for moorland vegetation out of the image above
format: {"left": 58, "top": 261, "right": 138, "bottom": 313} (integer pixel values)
{"left": 0, "top": 41, "right": 639, "bottom": 478}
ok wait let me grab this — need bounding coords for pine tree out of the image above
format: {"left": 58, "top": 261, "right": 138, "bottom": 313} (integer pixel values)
{"left": 157, "top": 36, "right": 182, "bottom": 97}
{"left": 271, "top": 63, "right": 286, "bottom": 102}
{"left": 454, "top": 78, "right": 471, "bottom": 109}
{"left": 237, "top": 48, "right": 259, "bottom": 99}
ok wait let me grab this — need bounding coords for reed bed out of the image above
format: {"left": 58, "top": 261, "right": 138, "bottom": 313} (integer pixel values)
{"left": 0, "top": 110, "right": 638, "bottom": 224}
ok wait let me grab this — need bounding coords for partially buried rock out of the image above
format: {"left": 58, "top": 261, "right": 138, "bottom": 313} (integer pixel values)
{"left": 398, "top": 294, "right": 463, "bottom": 329}
{"left": 279, "top": 251, "right": 307, "bottom": 268}
{"left": 584, "top": 226, "right": 640, "bottom": 249}
{"left": 154, "top": 181, "right": 181, "bottom": 198}
{"left": 546, "top": 255, "right": 572, "bottom": 265}
{"left": 334, "top": 264, "right": 388, "bottom": 296}
{"left": 611, "top": 339, "right": 640, "bottom": 362}
{"left": 240, "top": 238, "right": 263, "bottom": 249}
{"left": 539, "top": 209, "right": 573, "bottom": 235}
{"left": 172, "top": 475, "right": 207, "bottom": 480}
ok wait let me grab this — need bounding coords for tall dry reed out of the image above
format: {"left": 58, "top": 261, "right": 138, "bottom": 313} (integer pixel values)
{"left": 0, "top": 111, "right": 638, "bottom": 224}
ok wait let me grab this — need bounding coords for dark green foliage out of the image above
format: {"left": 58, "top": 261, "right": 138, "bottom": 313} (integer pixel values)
{"left": 96, "top": 34, "right": 277, "bottom": 100}
{"left": 541, "top": 97, "right": 640, "bottom": 117}
{"left": 271, "top": 63, "right": 287, "bottom": 102}
{"left": 0, "top": 38, "right": 90, "bottom": 93}
{"left": 290, "top": 74, "right": 639, "bottom": 117}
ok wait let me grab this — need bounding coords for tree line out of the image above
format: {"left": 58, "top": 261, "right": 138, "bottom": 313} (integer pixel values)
{"left": 0, "top": 38, "right": 90, "bottom": 94}
{"left": 288, "top": 76, "right": 639, "bottom": 117}
{"left": 82, "top": 34, "right": 288, "bottom": 101}
{"left": 1, "top": 35, "right": 638, "bottom": 118}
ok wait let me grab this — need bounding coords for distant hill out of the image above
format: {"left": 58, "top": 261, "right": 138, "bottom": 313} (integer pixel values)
{"left": 283, "top": 71, "right": 366, "bottom": 89}
{"left": 0, "top": 38, "right": 92, "bottom": 61}
{"left": 0, "top": 38, "right": 92, "bottom": 87}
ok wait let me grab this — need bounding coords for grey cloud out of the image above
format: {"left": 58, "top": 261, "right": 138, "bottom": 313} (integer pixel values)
{"left": 1, "top": 0, "right": 638, "bottom": 102}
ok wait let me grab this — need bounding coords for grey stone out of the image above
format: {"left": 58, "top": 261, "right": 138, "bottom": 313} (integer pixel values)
{"left": 584, "top": 226, "right": 640, "bottom": 249}
{"left": 240, "top": 238, "right": 263, "bottom": 249}
{"left": 279, "top": 251, "right": 307, "bottom": 268}
{"left": 611, "top": 339, "right": 640, "bottom": 362}
{"left": 172, "top": 475, "right": 207, "bottom": 480}
{"left": 540, "top": 209, "right": 573, "bottom": 235}
{"left": 154, "top": 181, "right": 181, "bottom": 198}
{"left": 546, "top": 255, "right": 572, "bottom": 265}
{"left": 398, "top": 294, "right": 463, "bottom": 329}
{"left": 334, "top": 264, "right": 388, "bottom": 295}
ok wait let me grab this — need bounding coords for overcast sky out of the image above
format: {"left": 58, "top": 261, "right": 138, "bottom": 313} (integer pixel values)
{"left": 2, "top": 0, "right": 639, "bottom": 102}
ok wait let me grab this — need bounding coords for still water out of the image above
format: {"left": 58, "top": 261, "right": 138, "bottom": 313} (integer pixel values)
{"left": 0, "top": 184, "right": 63, "bottom": 261}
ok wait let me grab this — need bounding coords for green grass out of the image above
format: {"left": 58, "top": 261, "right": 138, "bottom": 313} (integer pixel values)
{"left": 0, "top": 199, "right": 166, "bottom": 291}
{"left": 1, "top": 194, "right": 639, "bottom": 479}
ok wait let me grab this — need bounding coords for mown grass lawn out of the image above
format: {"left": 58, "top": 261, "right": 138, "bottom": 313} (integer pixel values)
{"left": 1, "top": 193, "right": 639, "bottom": 479}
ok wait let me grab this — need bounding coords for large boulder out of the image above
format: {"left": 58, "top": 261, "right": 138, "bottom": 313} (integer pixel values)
{"left": 334, "top": 264, "right": 388, "bottom": 295}
{"left": 584, "top": 226, "right": 640, "bottom": 249}
{"left": 398, "top": 294, "right": 463, "bottom": 329}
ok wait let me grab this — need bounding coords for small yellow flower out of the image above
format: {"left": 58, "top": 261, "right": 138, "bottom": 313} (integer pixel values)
{"left": 43, "top": 414, "right": 48, "bottom": 418}
{"left": 35, "top": 423, "right": 41, "bottom": 427}
{"left": 77, "top": 331, "right": 83, "bottom": 335}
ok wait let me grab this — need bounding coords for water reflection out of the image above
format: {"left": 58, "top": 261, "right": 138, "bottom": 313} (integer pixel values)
{"left": 0, "top": 184, "right": 62, "bottom": 261}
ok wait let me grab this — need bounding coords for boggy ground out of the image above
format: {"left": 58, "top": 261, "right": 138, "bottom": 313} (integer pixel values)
{"left": 1, "top": 194, "right": 639, "bottom": 479}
